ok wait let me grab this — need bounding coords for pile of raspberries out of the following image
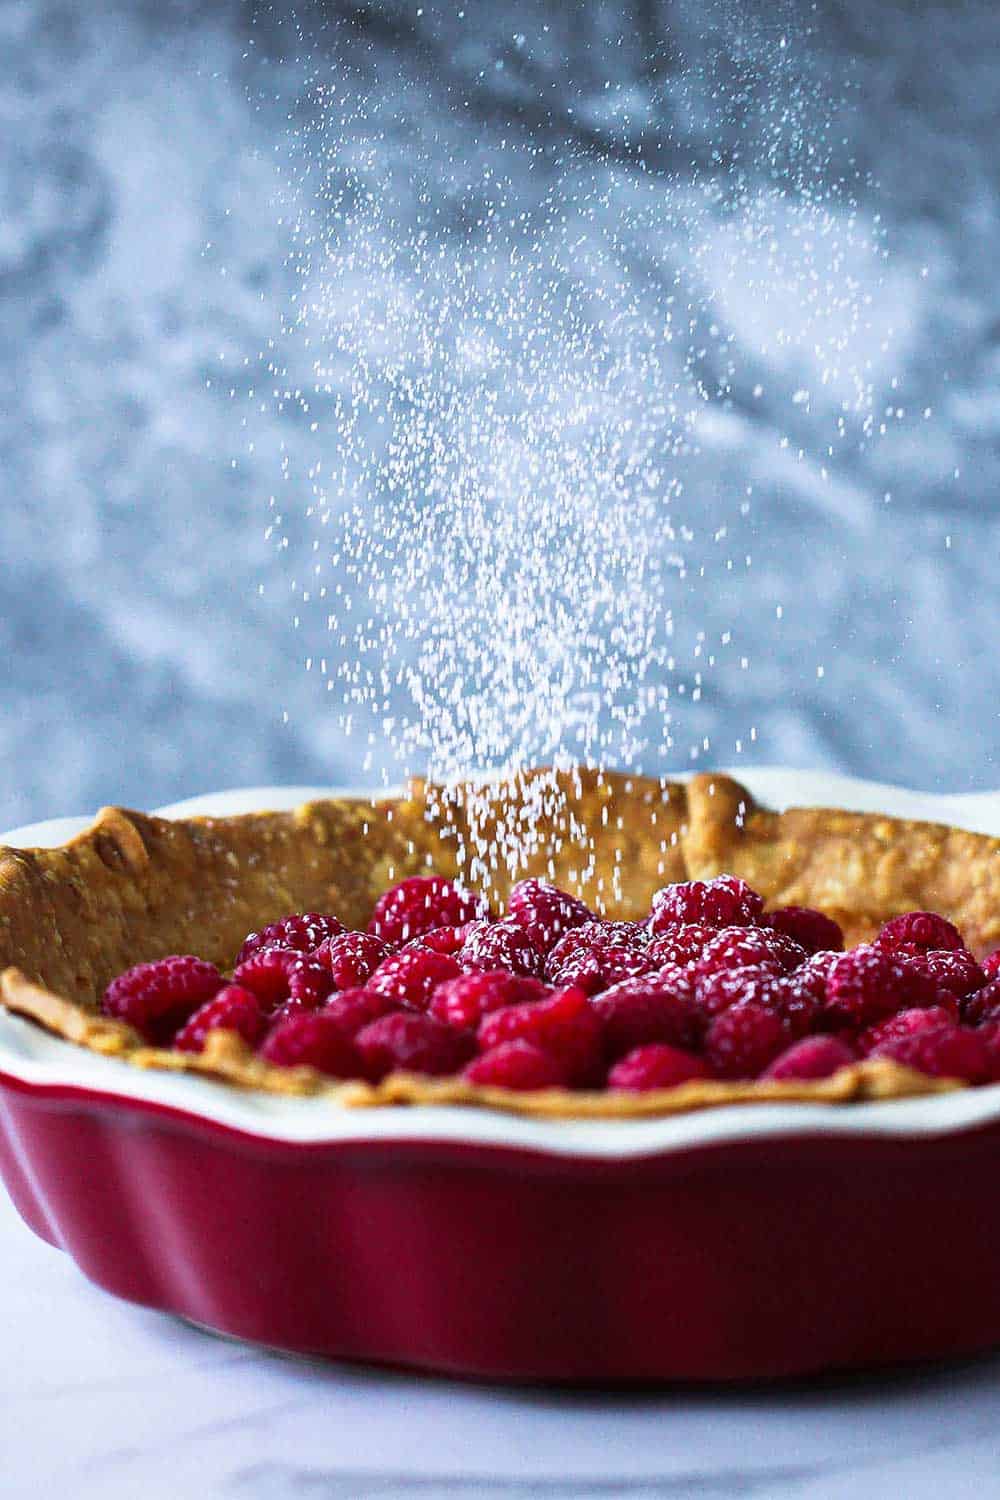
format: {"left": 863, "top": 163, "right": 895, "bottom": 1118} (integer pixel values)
{"left": 101, "top": 874, "right": 1000, "bottom": 1092}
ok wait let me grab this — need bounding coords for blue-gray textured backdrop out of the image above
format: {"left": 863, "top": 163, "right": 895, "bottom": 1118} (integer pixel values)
{"left": 3, "top": 0, "right": 999, "bottom": 828}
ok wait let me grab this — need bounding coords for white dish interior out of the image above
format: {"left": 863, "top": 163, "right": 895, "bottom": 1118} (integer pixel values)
{"left": 2, "top": 767, "right": 1000, "bottom": 1157}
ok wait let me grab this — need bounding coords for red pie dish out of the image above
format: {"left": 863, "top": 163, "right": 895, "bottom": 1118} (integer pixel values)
{"left": 3, "top": 768, "right": 1000, "bottom": 1383}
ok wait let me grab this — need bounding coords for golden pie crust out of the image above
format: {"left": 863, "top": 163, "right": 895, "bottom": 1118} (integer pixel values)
{"left": 1, "top": 769, "right": 998, "bottom": 1116}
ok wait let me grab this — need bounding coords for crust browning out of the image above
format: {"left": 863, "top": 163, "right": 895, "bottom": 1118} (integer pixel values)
{"left": 683, "top": 773, "right": 1000, "bottom": 954}
{"left": 1, "top": 769, "right": 997, "bottom": 1117}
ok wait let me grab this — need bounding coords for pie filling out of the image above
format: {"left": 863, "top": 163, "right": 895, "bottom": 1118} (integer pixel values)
{"left": 96, "top": 874, "right": 1000, "bottom": 1094}
{"left": 3, "top": 771, "right": 1000, "bottom": 1114}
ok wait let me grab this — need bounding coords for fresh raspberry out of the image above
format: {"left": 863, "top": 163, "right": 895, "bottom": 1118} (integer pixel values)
{"left": 366, "top": 948, "right": 462, "bottom": 1009}
{"left": 876, "top": 911, "right": 965, "bottom": 954}
{"left": 982, "top": 950, "right": 1000, "bottom": 979}
{"left": 591, "top": 972, "right": 698, "bottom": 1060}
{"left": 322, "top": 986, "right": 401, "bottom": 1036}
{"left": 608, "top": 1044, "right": 709, "bottom": 1092}
{"left": 234, "top": 947, "right": 333, "bottom": 1011}
{"left": 978, "top": 1019, "right": 1000, "bottom": 1080}
{"left": 704, "top": 999, "right": 787, "bottom": 1079}
{"left": 646, "top": 924, "right": 715, "bottom": 968}
{"left": 545, "top": 921, "right": 647, "bottom": 973}
{"left": 961, "top": 977, "right": 1000, "bottom": 1027}
{"left": 762, "top": 1035, "right": 856, "bottom": 1082}
{"left": 858, "top": 1005, "right": 957, "bottom": 1056}
{"left": 428, "top": 971, "right": 549, "bottom": 1029}
{"left": 356, "top": 1012, "right": 476, "bottom": 1080}
{"left": 367, "top": 875, "right": 488, "bottom": 946}
{"left": 694, "top": 926, "right": 807, "bottom": 978}
{"left": 545, "top": 941, "right": 651, "bottom": 995}
{"left": 404, "top": 923, "right": 478, "bottom": 956}
{"left": 799, "top": 949, "right": 842, "bottom": 991}
{"left": 649, "top": 876, "right": 763, "bottom": 934}
{"left": 477, "top": 985, "right": 603, "bottom": 1086}
{"left": 765, "top": 905, "right": 844, "bottom": 954}
{"left": 602, "top": 920, "right": 653, "bottom": 947}
{"left": 506, "top": 878, "right": 594, "bottom": 952}
{"left": 544, "top": 921, "right": 651, "bottom": 990}
{"left": 102, "top": 955, "right": 224, "bottom": 1044}
{"left": 259, "top": 1011, "right": 367, "bottom": 1079}
{"left": 460, "top": 918, "right": 546, "bottom": 979}
{"left": 464, "top": 1040, "right": 569, "bottom": 1090}
{"left": 768, "top": 972, "right": 824, "bottom": 1039}
{"left": 871, "top": 1024, "right": 992, "bottom": 1084}
{"left": 822, "top": 946, "right": 941, "bottom": 1030}
{"left": 173, "top": 984, "right": 265, "bottom": 1054}
{"left": 237, "top": 912, "right": 345, "bottom": 964}
{"left": 267, "top": 999, "right": 311, "bottom": 1028}
{"left": 314, "top": 931, "right": 390, "bottom": 990}
{"left": 693, "top": 964, "right": 786, "bottom": 1029}
{"left": 893, "top": 946, "right": 985, "bottom": 999}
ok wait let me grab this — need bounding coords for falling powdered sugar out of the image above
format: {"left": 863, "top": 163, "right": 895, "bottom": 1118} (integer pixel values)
{"left": 242, "top": 3, "right": 892, "bottom": 890}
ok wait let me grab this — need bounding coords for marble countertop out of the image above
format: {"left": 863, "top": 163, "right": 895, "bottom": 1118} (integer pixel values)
{"left": 2, "top": 1190, "right": 998, "bottom": 1500}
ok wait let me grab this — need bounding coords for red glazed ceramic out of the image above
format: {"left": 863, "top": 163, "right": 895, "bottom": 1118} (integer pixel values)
{"left": 3, "top": 774, "right": 1000, "bottom": 1383}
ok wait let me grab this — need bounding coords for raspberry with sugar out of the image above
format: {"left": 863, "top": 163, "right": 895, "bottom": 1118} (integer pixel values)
{"left": 961, "top": 977, "right": 1000, "bottom": 1027}
{"left": 356, "top": 1012, "right": 476, "bottom": 1080}
{"left": 546, "top": 942, "right": 651, "bottom": 995}
{"left": 234, "top": 947, "right": 333, "bottom": 1011}
{"left": 798, "top": 950, "right": 842, "bottom": 994}
{"left": 649, "top": 876, "right": 763, "bottom": 934}
{"left": 978, "top": 1020, "right": 1000, "bottom": 1080}
{"left": 259, "top": 1011, "right": 367, "bottom": 1079}
{"left": 762, "top": 1035, "right": 856, "bottom": 1081}
{"left": 601, "top": 919, "right": 652, "bottom": 946}
{"left": 768, "top": 972, "right": 824, "bottom": 1040}
{"left": 546, "top": 921, "right": 647, "bottom": 972}
{"left": 705, "top": 999, "right": 787, "bottom": 1079}
{"left": 322, "top": 987, "right": 401, "bottom": 1037}
{"left": 103, "top": 955, "right": 224, "bottom": 1044}
{"left": 429, "top": 971, "right": 548, "bottom": 1029}
{"left": 238, "top": 912, "right": 345, "bottom": 964}
{"left": 765, "top": 905, "right": 844, "bottom": 955}
{"left": 367, "top": 948, "right": 462, "bottom": 1009}
{"left": 983, "top": 950, "right": 1000, "bottom": 980}
{"left": 822, "top": 946, "right": 941, "bottom": 1030}
{"left": 465, "top": 1040, "right": 569, "bottom": 1091}
{"left": 871, "top": 1024, "right": 992, "bottom": 1084}
{"left": 876, "top": 911, "right": 965, "bottom": 954}
{"left": 404, "top": 923, "right": 477, "bottom": 956}
{"left": 858, "top": 1005, "right": 957, "bottom": 1056}
{"left": 694, "top": 926, "right": 806, "bottom": 978}
{"left": 477, "top": 985, "right": 602, "bottom": 1086}
{"left": 506, "top": 878, "right": 594, "bottom": 952}
{"left": 693, "top": 964, "right": 786, "bottom": 1029}
{"left": 315, "top": 931, "right": 390, "bottom": 990}
{"left": 646, "top": 924, "right": 715, "bottom": 968}
{"left": 608, "top": 1044, "right": 709, "bottom": 1092}
{"left": 893, "top": 946, "right": 985, "bottom": 1000}
{"left": 173, "top": 985, "right": 264, "bottom": 1054}
{"left": 267, "top": 999, "right": 310, "bottom": 1028}
{"left": 367, "top": 875, "right": 488, "bottom": 946}
{"left": 460, "top": 918, "right": 546, "bottom": 979}
{"left": 591, "top": 972, "right": 698, "bottom": 1060}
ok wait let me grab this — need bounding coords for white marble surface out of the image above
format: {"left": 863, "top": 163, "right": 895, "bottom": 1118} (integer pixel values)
{"left": 3, "top": 1187, "right": 999, "bottom": 1500}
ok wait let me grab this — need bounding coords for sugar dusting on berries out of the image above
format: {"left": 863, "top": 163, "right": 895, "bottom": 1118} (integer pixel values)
{"left": 104, "top": 890, "right": 1000, "bottom": 1091}
{"left": 241, "top": 6, "right": 893, "bottom": 882}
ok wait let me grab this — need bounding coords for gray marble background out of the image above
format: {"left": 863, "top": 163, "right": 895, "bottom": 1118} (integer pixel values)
{"left": 3, "top": 0, "right": 999, "bottom": 828}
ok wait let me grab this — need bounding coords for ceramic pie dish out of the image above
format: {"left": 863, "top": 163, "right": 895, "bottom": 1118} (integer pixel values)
{"left": 2, "top": 767, "right": 1000, "bottom": 1382}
